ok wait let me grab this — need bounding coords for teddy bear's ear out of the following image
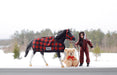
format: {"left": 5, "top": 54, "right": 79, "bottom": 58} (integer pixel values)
{"left": 64, "top": 49, "right": 68, "bottom": 52}
{"left": 73, "top": 48, "right": 75, "bottom": 52}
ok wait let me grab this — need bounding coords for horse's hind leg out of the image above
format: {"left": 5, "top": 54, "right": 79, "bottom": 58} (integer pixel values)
{"left": 56, "top": 52, "right": 64, "bottom": 68}
{"left": 29, "top": 51, "right": 36, "bottom": 67}
{"left": 40, "top": 52, "right": 48, "bottom": 66}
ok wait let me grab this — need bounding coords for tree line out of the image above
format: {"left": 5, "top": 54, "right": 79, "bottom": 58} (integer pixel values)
{"left": 4, "top": 28, "right": 117, "bottom": 53}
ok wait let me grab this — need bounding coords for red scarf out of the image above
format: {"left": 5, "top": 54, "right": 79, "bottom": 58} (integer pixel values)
{"left": 67, "top": 56, "right": 75, "bottom": 61}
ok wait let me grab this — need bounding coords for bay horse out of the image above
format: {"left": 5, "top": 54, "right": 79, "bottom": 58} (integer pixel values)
{"left": 24, "top": 29, "right": 75, "bottom": 68}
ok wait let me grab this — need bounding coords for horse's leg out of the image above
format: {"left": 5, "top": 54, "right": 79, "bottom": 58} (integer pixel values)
{"left": 29, "top": 51, "right": 36, "bottom": 67}
{"left": 56, "top": 52, "right": 64, "bottom": 68}
{"left": 62, "top": 52, "right": 66, "bottom": 62}
{"left": 40, "top": 52, "right": 48, "bottom": 66}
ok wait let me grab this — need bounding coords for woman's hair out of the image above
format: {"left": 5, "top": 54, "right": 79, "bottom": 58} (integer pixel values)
{"left": 78, "top": 32, "right": 85, "bottom": 47}
{"left": 79, "top": 32, "right": 85, "bottom": 39}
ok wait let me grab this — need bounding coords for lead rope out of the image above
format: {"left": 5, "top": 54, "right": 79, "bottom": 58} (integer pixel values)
{"left": 71, "top": 41, "right": 80, "bottom": 60}
{"left": 76, "top": 46, "right": 80, "bottom": 60}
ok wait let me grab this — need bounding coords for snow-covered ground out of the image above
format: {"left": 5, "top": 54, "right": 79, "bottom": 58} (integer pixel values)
{"left": 0, "top": 49, "right": 117, "bottom": 68}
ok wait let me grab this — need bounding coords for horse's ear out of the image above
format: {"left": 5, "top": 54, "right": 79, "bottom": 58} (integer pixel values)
{"left": 68, "top": 29, "right": 71, "bottom": 31}
{"left": 67, "top": 29, "right": 71, "bottom": 33}
{"left": 66, "top": 29, "right": 69, "bottom": 33}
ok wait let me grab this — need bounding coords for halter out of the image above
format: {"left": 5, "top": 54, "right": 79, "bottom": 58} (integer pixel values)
{"left": 66, "top": 29, "right": 74, "bottom": 40}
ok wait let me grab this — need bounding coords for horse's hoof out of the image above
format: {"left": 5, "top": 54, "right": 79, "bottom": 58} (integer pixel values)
{"left": 46, "top": 63, "right": 48, "bottom": 66}
{"left": 29, "top": 64, "right": 32, "bottom": 67}
{"left": 61, "top": 65, "right": 64, "bottom": 68}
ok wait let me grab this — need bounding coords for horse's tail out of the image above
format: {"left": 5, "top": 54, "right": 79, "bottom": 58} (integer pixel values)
{"left": 24, "top": 40, "right": 33, "bottom": 57}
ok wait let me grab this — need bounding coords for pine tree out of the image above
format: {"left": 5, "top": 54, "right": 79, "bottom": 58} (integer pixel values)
{"left": 13, "top": 42, "right": 20, "bottom": 59}
{"left": 69, "top": 42, "right": 73, "bottom": 48}
{"left": 93, "top": 44, "right": 101, "bottom": 61}
{"left": 53, "top": 53, "right": 58, "bottom": 59}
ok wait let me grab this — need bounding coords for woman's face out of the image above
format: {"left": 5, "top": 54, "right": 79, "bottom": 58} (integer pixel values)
{"left": 80, "top": 33, "right": 84, "bottom": 39}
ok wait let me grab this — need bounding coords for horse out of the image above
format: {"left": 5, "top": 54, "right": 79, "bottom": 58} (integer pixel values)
{"left": 24, "top": 29, "right": 75, "bottom": 68}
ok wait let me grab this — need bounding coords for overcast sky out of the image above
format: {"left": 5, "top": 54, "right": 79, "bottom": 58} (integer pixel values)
{"left": 0, "top": 0, "right": 117, "bottom": 39}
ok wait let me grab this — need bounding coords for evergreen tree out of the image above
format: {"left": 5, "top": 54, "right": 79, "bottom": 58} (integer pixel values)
{"left": 13, "top": 42, "right": 20, "bottom": 59}
{"left": 93, "top": 44, "right": 101, "bottom": 61}
{"left": 53, "top": 53, "right": 58, "bottom": 59}
{"left": 69, "top": 42, "right": 73, "bottom": 48}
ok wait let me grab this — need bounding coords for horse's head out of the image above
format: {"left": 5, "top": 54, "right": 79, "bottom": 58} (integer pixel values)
{"left": 65, "top": 29, "right": 75, "bottom": 41}
{"left": 55, "top": 29, "right": 75, "bottom": 43}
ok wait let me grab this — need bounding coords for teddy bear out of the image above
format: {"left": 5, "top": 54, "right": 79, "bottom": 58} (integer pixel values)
{"left": 64, "top": 48, "right": 79, "bottom": 67}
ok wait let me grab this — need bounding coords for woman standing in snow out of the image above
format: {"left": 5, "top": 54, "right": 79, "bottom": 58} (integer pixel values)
{"left": 75, "top": 32, "right": 93, "bottom": 67}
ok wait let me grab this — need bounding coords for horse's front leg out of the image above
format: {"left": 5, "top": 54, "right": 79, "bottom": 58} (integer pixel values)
{"left": 56, "top": 52, "right": 64, "bottom": 68}
{"left": 62, "top": 52, "right": 66, "bottom": 62}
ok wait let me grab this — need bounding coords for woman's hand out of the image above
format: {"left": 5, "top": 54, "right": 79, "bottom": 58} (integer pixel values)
{"left": 91, "top": 48, "right": 94, "bottom": 51}
{"left": 75, "top": 44, "right": 78, "bottom": 48}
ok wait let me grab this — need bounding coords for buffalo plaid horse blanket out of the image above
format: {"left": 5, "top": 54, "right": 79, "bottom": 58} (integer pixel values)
{"left": 32, "top": 36, "right": 65, "bottom": 52}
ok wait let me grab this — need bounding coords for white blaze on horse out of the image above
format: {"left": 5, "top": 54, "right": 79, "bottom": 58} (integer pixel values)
{"left": 24, "top": 29, "right": 75, "bottom": 68}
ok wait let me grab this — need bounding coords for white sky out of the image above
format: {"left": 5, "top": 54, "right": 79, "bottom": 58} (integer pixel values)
{"left": 0, "top": 0, "right": 117, "bottom": 39}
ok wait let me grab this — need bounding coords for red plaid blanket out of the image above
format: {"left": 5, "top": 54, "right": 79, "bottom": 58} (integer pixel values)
{"left": 32, "top": 36, "right": 65, "bottom": 52}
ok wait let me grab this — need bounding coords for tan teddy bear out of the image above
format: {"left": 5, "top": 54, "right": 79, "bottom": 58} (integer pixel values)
{"left": 64, "top": 48, "right": 79, "bottom": 67}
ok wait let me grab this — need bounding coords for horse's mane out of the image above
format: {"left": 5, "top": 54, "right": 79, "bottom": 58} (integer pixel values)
{"left": 55, "top": 30, "right": 65, "bottom": 38}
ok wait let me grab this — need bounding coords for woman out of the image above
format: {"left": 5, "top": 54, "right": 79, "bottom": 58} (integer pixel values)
{"left": 75, "top": 32, "right": 93, "bottom": 67}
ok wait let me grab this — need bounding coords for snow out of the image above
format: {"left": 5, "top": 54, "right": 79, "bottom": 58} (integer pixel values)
{"left": 0, "top": 49, "right": 117, "bottom": 68}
